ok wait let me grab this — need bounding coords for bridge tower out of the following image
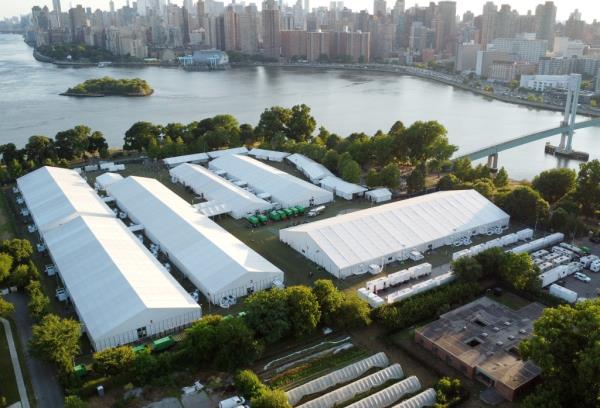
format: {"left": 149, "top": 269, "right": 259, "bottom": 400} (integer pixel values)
{"left": 557, "top": 74, "right": 582, "bottom": 154}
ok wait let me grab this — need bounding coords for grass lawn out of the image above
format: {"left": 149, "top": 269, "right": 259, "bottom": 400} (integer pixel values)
{"left": 0, "top": 321, "right": 20, "bottom": 406}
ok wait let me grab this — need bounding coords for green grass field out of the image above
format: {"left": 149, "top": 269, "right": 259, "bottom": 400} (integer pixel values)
{"left": 0, "top": 321, "right": 20, "bottom": 406}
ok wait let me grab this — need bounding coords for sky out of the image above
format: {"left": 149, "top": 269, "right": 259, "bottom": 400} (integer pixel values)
{"left": 1, "top": 0, "right": 599, "bottom": 21}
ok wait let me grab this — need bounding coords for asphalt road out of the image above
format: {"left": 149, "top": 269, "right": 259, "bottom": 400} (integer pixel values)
{"left": 5, "top": 292, "right": 64, "bottom": 408}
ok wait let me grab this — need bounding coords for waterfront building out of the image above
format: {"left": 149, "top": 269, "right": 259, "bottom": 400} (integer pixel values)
{"left": 456, "top": 42, "right": 480, "bottom": 72}
{"left": 520, "top": 74, "right": 571, "bottom": 91}
{"left": 476, "top": 49, "right": 511, "bottom": 77}
{"left": 490, "top": 37, "right": 548, "bottom": 64}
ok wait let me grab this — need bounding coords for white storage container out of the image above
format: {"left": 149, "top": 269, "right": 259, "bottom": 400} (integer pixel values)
{"left": 84, "top": 164, "right": 99, "bottom": 172}
{"left": 500, "top": 233, "right": 519, "bottom": 246}
{"left": 452, "top": 249, "right": 471, "bottom": 261}
{"left": 387, "top": 288, "right": 413, "bottom": 304}
{"left": 590, "top": 260, "right": 600, "bottom": 273}
{"left": 366, "top": 277, "right": 388, "bottom": 292}
{"left": 387, "top": 269, "right": 411, "bottom": 286}
{"left": 517, "top": 228, "right": 534, "bottom": 241}
{"left": 549, "top": 284, "right": 578, "bottom": 303}
{"left": 409, "top": 263, "right": 432, "bottom": 279}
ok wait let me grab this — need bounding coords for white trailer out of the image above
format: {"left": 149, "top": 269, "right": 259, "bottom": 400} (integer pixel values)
{"left": 409, "top": 251, "right": 424, "bottom": 261}
{"left": 387, "top": 269, "right": 412, "bottom": 286}
{"left": 590, "top": 260, "right": 600, "bottom": 273}
{"left": 409, "top": 263, "right": 432, "bottom": 279}
{"left": 366, "top": 277, "right": 388, "bottom": 292}
{"left": 538, "top": 262, "right": 554, "bottom": 273}
{"left": 560, "top": 242, "right": 583, "bottom": 256}
{"left": 531, "top": 249, "right": 549, "bottom": 259}
{"left": 540, "top": 263, "right": 580, "bottom": 287}
{"left": 516, "top": 228, "right": 534, "bottom": 241}
{"left": 549, "top": 284, "right": 578, "bottom": 303}
{"left": 510, "top": 233, "right": 564, "bottom": 255}
{"left": 579, "top": 255, "right": 599, "bottom": 269}
{"left": 500, "top": 233, "right": 519, "bottom": 246}
{"left": 452, "top": 249, "right": 471, "bottom": 261}
{"left": 387, "top": 288, "right": 413, "bottom": 304}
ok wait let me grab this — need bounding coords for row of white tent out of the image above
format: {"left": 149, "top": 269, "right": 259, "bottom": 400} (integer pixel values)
{"left": 287, "top": 352, "right": 434, "bottom": 408}
{"left": 163, "top": 146, "right": 292, "bottom": 169}
{"left": 17, "top": 167, "right": 202, "bottom": 351}
{"left": 105, "top": 176, "right": 284, "bottom": 305}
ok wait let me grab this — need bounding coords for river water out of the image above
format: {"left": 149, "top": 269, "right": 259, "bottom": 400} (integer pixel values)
{"left": 0, "top": 34, "right": 597, "bottom": 179}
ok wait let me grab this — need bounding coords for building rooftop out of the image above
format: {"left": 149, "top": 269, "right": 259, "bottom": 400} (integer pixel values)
{"left": 416, "top": 297, "right": 544, "bottom": 391}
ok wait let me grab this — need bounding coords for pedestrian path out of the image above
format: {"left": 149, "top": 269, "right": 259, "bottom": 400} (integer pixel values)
{"left": 1, "top": 318, "right": 30, "bottom": 408}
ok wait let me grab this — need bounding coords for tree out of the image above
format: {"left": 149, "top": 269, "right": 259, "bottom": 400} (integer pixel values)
{"left": 2, "top": 239, "right": 33, "bottom": 263}
{"left": 244, "top": 289, "right": 290, "bottom": 344}
{"left": 406, "top": 164, "right": 426, "bottom": 193}
{"left": 213, "top": 317, "right": 262, "bottom": 371}
{"left": 502, "top": 253, "right": 539, "bottom": 291}
{"left": 451, "top": 158, "right": 474, "bottom": 182}
{"left": 132, "top": 349, "right": 159, "bottom": 384}
{"left": 322, "top": 150, "right": 340, "bottom": 172}
{"left": 87, "top": 131, "right": 108, "bottom": 155}
{"left": 520, "top": 299, "right": 600, "bottom": 407}
{"left": 496, "top": 186, "right": 549, "bottom": 225}
{"left": 256, "top": 107, "right": 292, "bottom": 142}
{"left": 286, "top": 286, "right": 321, "bottom": 337}
{"left": 64, "top": 395, "right": 86, "bottom": 408}
{"left": 312, "top": 280, "right": 343, "bottom": 326}
{"left": 494, "top": 167, "right": 509, "bottom": 188}
{"left": 575, "top": 160, "right": 600, "bottom": 216}
{"left": 532, "top": 168, "right": 577, "bottom": 203}
{"left": 333, "top": 294, "right": 371, "bottom": 330}
{"left": 93, "top": 346, "right": 135, "bottom": 376}
{"left": 379, "top": 163, "right": 400, "bottom": 189}
{"left": 184, "top": 315, "right": 222, "bottom": 364}
{"left": 340, "top": 159, "right": 361, "bottom": 183}
{"left": 123, "top": 121, "right": 162, "bottom": 151}
{"left": 26, "top": 280, "right": 49, "bottom": 321}
{"left": 235, "top": 370, "right": 265, "bottom": 399}
{"left": 451, "top": 257, "right": 483, "bottom": 283}
{"left": 365, "top": 168, "right": 380, "bottom": 188}
{"left": 29, "top": 314, "right": 80, "bottom": 375}
{"left": 0, "top": 298, "right": 14, "bottom": 318}
{"left": 11, "top": 264, "right": 39, "bottom": 288}
{"left": 288, "top": 104, "right": 316, "bottom": 142}
{"left": 54, "top": 125, "right": 92, "bottom": 160}
{"left": 402, "top": 121, "right": 453, "bottom": 164}
{"left": 435, "top": 377, "right": 462, "bottom": 406}
{"left": 25, "top": 135, "right": 56, "bottom": 165}
{"left": 474, "top": 248, "right": 507, "bottom": 280}
{"left": 437, "top": 174, "right": 459, "bottom": 190}
{"left": 251, "top": 389, "right": 291, "bottom": 408}
{"left": 473, "top": 179, "right": 495, "bottom": 200}
{"left": 0, "top": 253, "right": 13, "bottom": 283}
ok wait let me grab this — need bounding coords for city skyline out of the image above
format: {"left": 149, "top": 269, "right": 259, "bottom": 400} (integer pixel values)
{"left": 1, "top": 0, "right": 598, "bottom": 21}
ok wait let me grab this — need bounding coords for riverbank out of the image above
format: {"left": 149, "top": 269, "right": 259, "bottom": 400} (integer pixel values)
{"left": 60, "top": 90, "right": 154, "bottom": 97}
{"left": 231, "top": 61, "right": 600, "bottom": 118}
{"left": 33, "top": 49, "right": 178, "bottom": 68}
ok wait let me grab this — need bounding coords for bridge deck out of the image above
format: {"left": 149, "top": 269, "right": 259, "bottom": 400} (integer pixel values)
{"left": 455, "top": 118, "right": 600, "bottom": 161}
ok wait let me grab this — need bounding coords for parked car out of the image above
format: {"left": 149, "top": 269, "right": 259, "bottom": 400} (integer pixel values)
{"left": 574, "top": 272, "right": 591, "bottom": 283}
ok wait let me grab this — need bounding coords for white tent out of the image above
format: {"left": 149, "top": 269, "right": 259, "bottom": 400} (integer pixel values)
{"left": 280, "top": 190, "right": 510, "bottom": 278}
{"left": 17, "top": 166, "right": 115, "bottom": 233}
{"left": 209, "top": 155, "right": 333, "bottom": 208}
{"left": 95, "top": 172, "right": 124, "bottom": 190}
{"left": 391, "top": 388, "right": 436, "bottom": 408}
{"left": 345, "top": 376, "right": 421, "bottom": 408}
{"left": 163, "top": 152, "right": 210, "bottom": 168}
{"left": 170, "top": 163, "right": 272, "bottom": 219}
{"left": 44, "top": 215, "right": 201, "bottom": 351}
{"left": 320, "top": 176, "right": 367, "bottom": 200}
{"left": 207, "top": 146, "right": 249, "bottom": 159}
{"left": 248, "top": 148, "right": 290, "bottom": 162}
{"left": 366, "top": 188, "right": 392, "bottom": 203}
{"left": 287, "top": 153, "right": 333, "bottom": 184}
{"left": 107, "top": 176, "right": 284, "bottom": 304}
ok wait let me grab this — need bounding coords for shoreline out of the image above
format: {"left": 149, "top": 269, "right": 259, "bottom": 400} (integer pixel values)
{"left": 60, "top": 89, "right": 154, "bottom": 97}
{"left": 32, "top": 45, "right": 599, "bottom": 117}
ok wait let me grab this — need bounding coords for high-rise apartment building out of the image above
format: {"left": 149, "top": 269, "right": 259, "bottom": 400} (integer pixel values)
{"left": 535, "top": 1, "right": 556, "bottom": 50}
{"left": 374, "top": 0, "right": 387, "bottom": 18}
{"left": 262, "top": 0, "right": 281, "bottom": 59}
{"left": 480, "top": 1, "right": 497, "bottom": 48}
{"left": 435, "top": 1, "right": 456, "bottom": 55}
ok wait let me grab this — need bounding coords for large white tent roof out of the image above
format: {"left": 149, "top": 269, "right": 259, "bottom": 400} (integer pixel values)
{"left": 280, "top": 190, "right": 510, "bottom": 274}
{"left": 43, "top": 215, "right": 200, "bottom": 350}
{"left": 163, "top": 152, "right": 210, "bottom": 168}
{"left": 207, "top": 146, "right": 248, "bottom": 159}
{"left": 248, "top": 148, "right": 290, "bottom": 162}
{"left": 320, "top": 176, "right": 367, "bottom": 198}
{"left": 107, "top": 176, "right": 284, "bottom": 303}
{"left": 95, "top": 172, "right": 124, "bottom": 190}
{"left": 287, "top": 153, "right": 333, "bottom": 182}
{"left": 17, "top": 166, "right": 114, "bottom": 232}
{"left": 209, "top": 155, "right": 333, "bottom": 208}
{"left": 170, "top": 163, "right": 271, "bottom": 219}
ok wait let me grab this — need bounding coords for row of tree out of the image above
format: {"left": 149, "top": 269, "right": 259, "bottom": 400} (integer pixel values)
{"left": 0, "top": 126, "right": 108, "bottom": 182}
{"left": 121, "top": 105, "right": 457, "bottom": 189}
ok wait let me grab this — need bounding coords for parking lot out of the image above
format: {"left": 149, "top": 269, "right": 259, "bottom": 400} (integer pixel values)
{"left": 558, "top": 240, "right": 600, "bottom": 300}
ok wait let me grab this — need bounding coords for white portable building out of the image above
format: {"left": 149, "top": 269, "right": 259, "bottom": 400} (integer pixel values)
{"left": 209, "top": 155, "right": 333, "bottom": 208}
{"left": 366, "top": 188, "right": 393, "bottom": 203}
{"left": 320, "top": 176, "right": 367, "bottom": 200}
{"left": 248, "top": 148, "right": 290, "bottom": 162}
{"left": 17, "top": 166, "right": 115, "bottom": 233}
{"left": 163, "top": 152, "right": 210, "bottom": 168}
{"left": 549, "top": 284, "right": 578, "bottom": 303}
{"left": 95, "top": 172, "right": 124, "bottom": 190}
{"left": 287, "top": 153, "right": 333, "bottom": 184}
{"left": 107, "top": 176, "right": 284, "bottom": 304}
{"left": 170, "top": 163, "right": 271, "bottom": 219}
{"left": 44, "top": 215, "right": 201, "bottom": 351}
{"left": 280, "top": 190, "right": 510, "bottom": 278}
{"left": 207, "top": 146, "right": 249, "bottom": 159}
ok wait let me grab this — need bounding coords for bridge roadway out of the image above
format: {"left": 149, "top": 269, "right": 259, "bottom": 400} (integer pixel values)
{"left": 455, "top": 118, "right": 600, "bottom": 162}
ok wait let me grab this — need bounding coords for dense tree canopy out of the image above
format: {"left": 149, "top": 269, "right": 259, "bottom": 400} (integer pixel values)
{"left": 66, "top": 77, "right": 153, "bottom": 96}
{"left": 496, "top": 186, "right": 549, "bottom": 225}
{"left": 574, "top": 160, "right": 600, "bottom": 216}
{"left": 532, "top": 168, "right": 577, "bottom": 203}
{"left": 520, "top": 299, "right": 600, "bottom": 407}
{"left": 29, "top": 314, "right": 81, "bottom": 375}
{"left": 244, "top": 289, "right": 290, "bottom": 344}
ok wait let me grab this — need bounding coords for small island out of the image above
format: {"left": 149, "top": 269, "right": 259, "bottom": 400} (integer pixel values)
{"left": 61, "top": 77, "right": 154, "bottom": 97}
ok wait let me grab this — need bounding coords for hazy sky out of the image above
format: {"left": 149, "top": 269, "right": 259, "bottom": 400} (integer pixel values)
{"left": 1, "top": 0, "right": 598, "bottom": 21}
